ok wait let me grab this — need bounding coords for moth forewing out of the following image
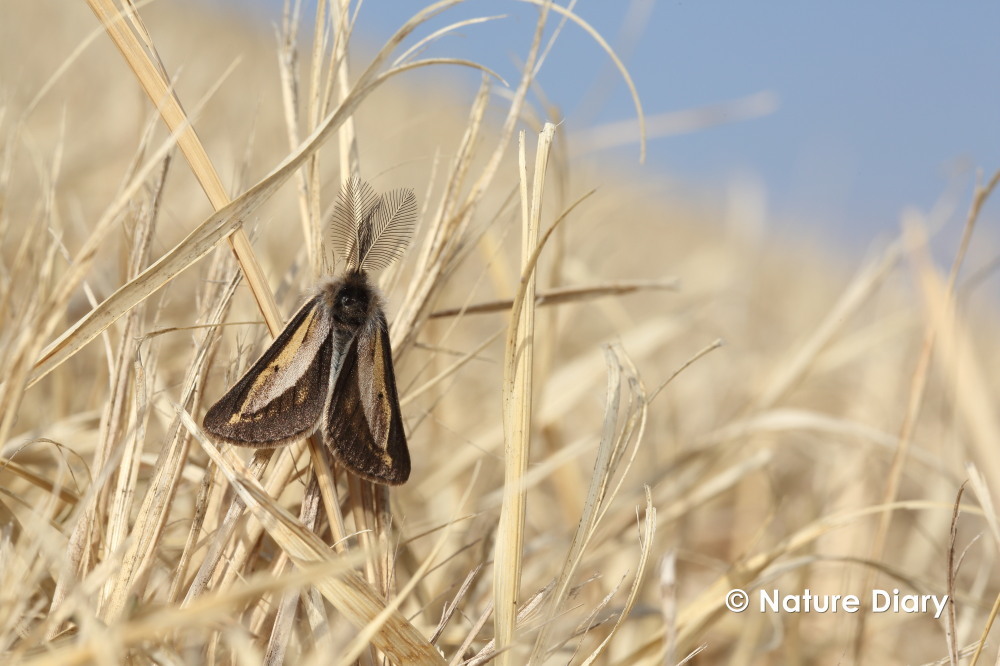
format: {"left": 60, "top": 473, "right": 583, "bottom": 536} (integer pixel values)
{"left": 325, "top": 302, "right": 410, "bottom": 485}
{"left": 202, "top": 295, "right": 334, "bottom": 447}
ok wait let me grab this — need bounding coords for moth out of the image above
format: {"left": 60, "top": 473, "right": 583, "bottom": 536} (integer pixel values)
{"left": 202, "top": 177, "right": 415, "bottom": 485}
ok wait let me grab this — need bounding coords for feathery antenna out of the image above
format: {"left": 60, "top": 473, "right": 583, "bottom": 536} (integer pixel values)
{"left": 330, "top": 176, "right": 416, "bottom": 273}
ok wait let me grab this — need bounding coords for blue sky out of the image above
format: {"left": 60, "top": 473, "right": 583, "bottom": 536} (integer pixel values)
{"left": 241, "top": 1, "right": 1000, "bottom": 248}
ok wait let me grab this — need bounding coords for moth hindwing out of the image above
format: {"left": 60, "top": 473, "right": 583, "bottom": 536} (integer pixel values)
{"left": 203, "top": 177, "right": 413, "bottom": 485}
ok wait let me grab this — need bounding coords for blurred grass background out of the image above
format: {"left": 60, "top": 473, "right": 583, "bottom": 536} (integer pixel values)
{"left": 2, "top": 1, "right": 1000, "bottom": 664}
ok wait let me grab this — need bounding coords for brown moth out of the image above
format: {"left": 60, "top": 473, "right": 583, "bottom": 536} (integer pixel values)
{"left": 202, "top": 177, "right": 415, "bottom": 485}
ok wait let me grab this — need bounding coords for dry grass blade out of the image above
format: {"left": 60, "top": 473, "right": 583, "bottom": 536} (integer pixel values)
{"left": 494, "top": 124, "right": 553, "bottom": 663}
{"left": 183, "top": 445, "right": 310, "bottom": 604}
{"left": 855, "top": 172, "right": 1000, "bottom": 657}
{"left": 911, "top": 226, "right": 1000, "bottom": 485}
{"left": 430, "top": 564, "right": 484, "bottom": 644}
{"left": 336, "top": 461, "right": 480, "bottom": 666}
{"left": 24, "top": 558, "right": 363, "bottom": 666}
{"left": 22, "top": 106, "right": 201, "bottom": 389}
{"left": 387, "top": 57, "right": 507, "bottom": 87}
{"left": 964, "top": 464, "right": 1000, "bottom": 666}
{"left": 449, "top": 601, "right": 493, "bottom": 666}
{"left": 180, "top": 408, "right": 446, "bottom": 665}
{"left": 575, "top": 91, "right": 777, "bottom": 154}
{"left": 965, "top": 464, "right": 1000, "bottom": 554}
{"left": 528, "top": 343, "right": 641, "bottom": 661}
{"left": 275, "top": 0, "right": 317, "bottom": 268}
{"left": 655, "top": 448, "right": 772, "bottom": 528}
{"left": 85, "top": 0, "right": 284, "bottom": 333}
{"left": 400, "top": 329, "right": 503, "bottom": 407}
{"left": 515, "top": 0, "right": 646, "bottom": 161}
{"left": 263, "top": 474, "right": 325, "bottom": 665}
{"left": 0, "top": 457, "right": 79, "bottom": 506}
{"left": 29, "top": 153, "right": 264, "bottom": 387}
{"left": 391, "top": 75, "right": 490, "bottom": 351}
{"left": 944, "top": 483, "right": 964, "bottom": 666}
{"left": 669, "top": 499, "right": 954, "bottom": 653}
{"left": 392, "top": 0, "right": 552, "bottom": 354}
{"left": 579, "top": 487, "right": 655, "bottom": 665}
{"left": 85, "top": 0, "right": 224, "bottom": 209}
{"left": 415, "top": 316, "right": 668, "bottom": 499}
{"left": 660, "top": 551, "right": 679, "bottom": 666}
{"left": 428, "top": 278, "right": 679, "bottom": 319}
{"left": 95, "top": 268, "right": 240, "bottom": 626}
{"left": 753, "top": 239, "right": 901, "bottom": 410}
{"left": 393, "top": 15, "right": 508, "bottom": 68}
{"left": 182, "top": 457, "right": 260, "bottom": 604}
{"left": 467, "top": 582, "right": 555, "bottom": 666}
{"left": 98, "top": 154, "right": 166, "bottom": 611}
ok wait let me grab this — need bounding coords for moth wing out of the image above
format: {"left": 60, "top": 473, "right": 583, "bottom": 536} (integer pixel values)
{"left": 325, "top": 312, "right": 410, "bottom": 485}
{"left": 203, "top": 297, "right": 333, "bottom": 447}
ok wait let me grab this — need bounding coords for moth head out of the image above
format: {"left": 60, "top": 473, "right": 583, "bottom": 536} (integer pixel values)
{"left": 326, "top": 271, "right": 378, "bottom": 329}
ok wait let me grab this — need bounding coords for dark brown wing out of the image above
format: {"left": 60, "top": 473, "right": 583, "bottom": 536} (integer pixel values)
{"left": 324, "top": 311, "right": 410, "bottom": 485}
{"left": 203, "top": 297, "right": 333, "bottom": 447}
